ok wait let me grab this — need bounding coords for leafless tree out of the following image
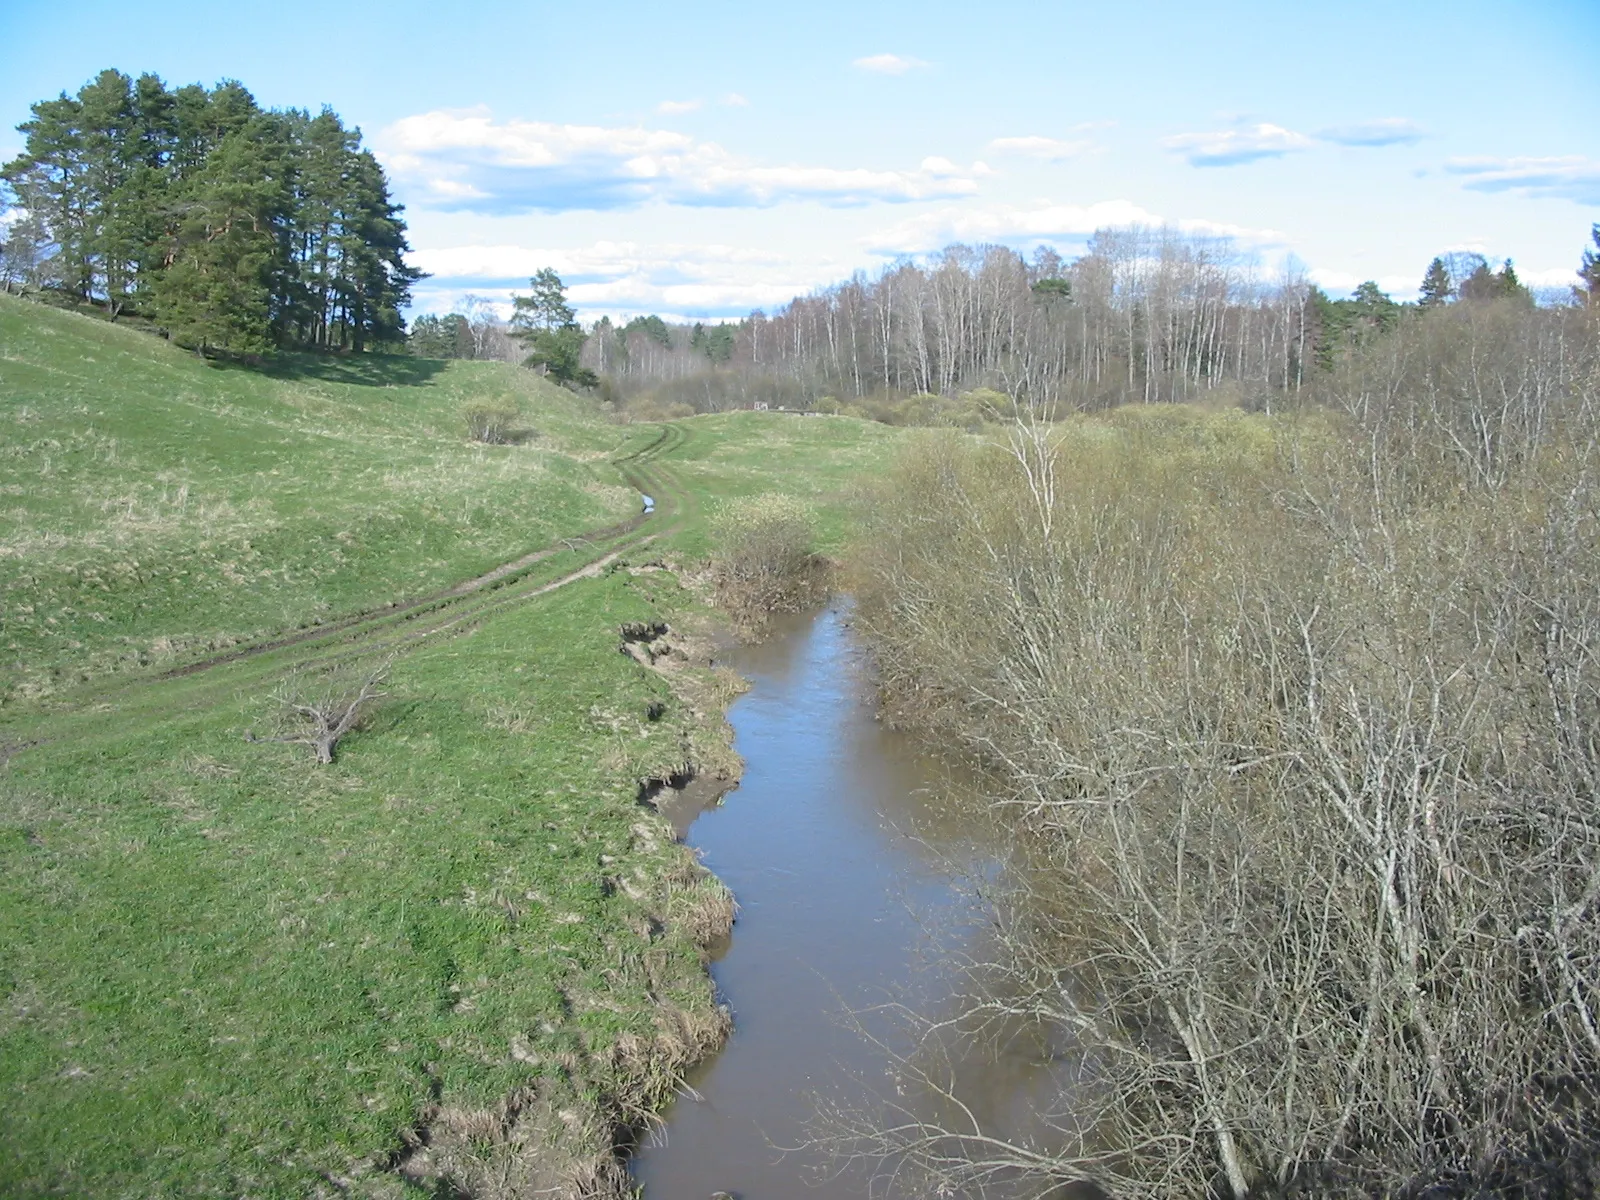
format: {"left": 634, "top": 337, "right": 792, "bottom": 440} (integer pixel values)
{"left": 245, "top": 658, "right": 392, "bottom": 764}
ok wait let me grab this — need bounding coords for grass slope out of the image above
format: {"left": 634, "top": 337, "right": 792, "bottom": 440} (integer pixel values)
{"left": 0, "top": 295, "right": 634, "bottom": 702}
{"left": 657, "top": 411, "right": 901, "bottom": 558}
{"left": 0, "top": 300, "right": 906, "bottom": 1197}
{"left": 0, "top": 568, "right": 733, "bottom": 1198}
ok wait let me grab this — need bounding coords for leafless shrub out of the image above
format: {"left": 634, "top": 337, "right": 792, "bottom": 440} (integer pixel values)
{"left": 245, "top": 658, "right": 392, "bottom": 765}
{"left": 844, "top": 303, "right": 1600, "bottom": 1198}
{"left": 709, "top": 493, "right": 823, "bottom": 623}
{"left": 462, "top": 399, "right": 525, "bottom": 444}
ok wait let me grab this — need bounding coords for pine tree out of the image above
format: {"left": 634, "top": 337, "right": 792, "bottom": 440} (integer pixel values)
{"left": 4, "top": 69, "right": 418, "bottom": 353}
{"left": 1419, "top": 257, "right": 1452, "bottom": 308}
{"left": 151, "top": 119, "right": 290, "bottom": 355}
{"left": 4, "top": 91, "right": 94, "bottom": 300}
{"left": 510, "top": 270, "right": 596, "bottom": 387}
{"left": 511, "top": 268, "right": 577, "bottom": 332}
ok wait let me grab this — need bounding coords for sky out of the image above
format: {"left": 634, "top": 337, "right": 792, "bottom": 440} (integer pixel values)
{"left": 2, "top": 0, "right": 1596, "bottom": 322}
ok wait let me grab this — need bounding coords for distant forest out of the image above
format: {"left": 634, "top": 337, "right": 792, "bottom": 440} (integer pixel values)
{"left": 424, "top": 229, "right": 1600, "bottom": 422}
{"left": 0, "top": 69, "right": 419, "bottom": 355}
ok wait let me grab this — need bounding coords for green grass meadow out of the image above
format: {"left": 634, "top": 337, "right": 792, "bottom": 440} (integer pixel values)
{"left": 0, "top": 299, "right": 904, "bottom": 1197}
{"left": 0, "top": 293, "right": 636, "bottom": 702}
{"left": 652, "top": 410, "right": 901, "bottom": 559}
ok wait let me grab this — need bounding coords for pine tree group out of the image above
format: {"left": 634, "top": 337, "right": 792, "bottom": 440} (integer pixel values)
{"left": 1, "top": 70, "right": 421, "bottom": 355}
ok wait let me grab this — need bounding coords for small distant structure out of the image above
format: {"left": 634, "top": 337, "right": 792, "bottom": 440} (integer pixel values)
{"left": 752, "top": 401, "right": 769, "bottom": 411}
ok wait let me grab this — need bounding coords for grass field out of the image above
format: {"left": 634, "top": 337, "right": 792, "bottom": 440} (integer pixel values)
{"left": 0, "top": 293, "right": 638, "bottom": 704}
{"left": 0, "top": 299, "right": 904, "bottom": 1198}
{"left": 652, "top": 410, "right": 901, "bottom": 559}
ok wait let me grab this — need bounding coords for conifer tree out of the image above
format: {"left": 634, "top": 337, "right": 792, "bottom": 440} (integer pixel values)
{"left": 1459, "top": 261, "right": 1501, "bottom": 304}
{"left": 1419, "top": 257, "right": 1452, "bottom": 307}
{"left": 151, "top": 118, "right": 290, "bottom": 355}
{"left": 2, "top": 69, "right": 419, "bottom": 353}
{"left": 1580, "top": 225, "right": 1600, "bottom": 305}
{"left": 1495, "top": 259, "right": 1531, "bottom": 305}
{"left": 510, "top": 269, "right": 596, "bottom": 387}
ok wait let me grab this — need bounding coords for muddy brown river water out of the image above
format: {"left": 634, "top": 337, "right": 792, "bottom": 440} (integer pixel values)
{"left": 631, "top": 605, "right": 1077, "bottom": 1200}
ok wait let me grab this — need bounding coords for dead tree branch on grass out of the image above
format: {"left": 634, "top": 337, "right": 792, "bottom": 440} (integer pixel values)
{"left": 245, "top": 658, "right": 392, "bottom": 764}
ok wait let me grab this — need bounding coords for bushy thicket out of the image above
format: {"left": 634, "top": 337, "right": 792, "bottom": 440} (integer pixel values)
{"left": 847, "top": 300, "right": 1600, "bottom": 1198}
{"left": 708, "top": 494, "right": 821, "bottom": 624}
{"left": 460, "top": 397, "right": 525, "bottom": 444}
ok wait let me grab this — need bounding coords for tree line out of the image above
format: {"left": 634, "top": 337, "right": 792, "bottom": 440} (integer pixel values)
{"left": 564, "top": 227, "right": 1598, "bottom": 420}
{"left": 0, "top": 69, "right": 420, "bottom": 356}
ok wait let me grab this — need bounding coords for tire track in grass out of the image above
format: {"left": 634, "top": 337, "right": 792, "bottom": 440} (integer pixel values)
{"left": 1, "top": 423, "right": 693, "bottom": 745}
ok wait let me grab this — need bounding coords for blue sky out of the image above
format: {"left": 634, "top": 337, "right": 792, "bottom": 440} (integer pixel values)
{"left": 2, "top": 0, "right": 1596, "bottom": 320}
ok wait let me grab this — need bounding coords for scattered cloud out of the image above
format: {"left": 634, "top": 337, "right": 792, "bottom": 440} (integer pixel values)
{"left": 1165, "top": 117, "right": 1427, "bottom": 166}
{"left": 656, "top": 98, "right": 703, "bottom": 115}
{"left": 987, "top": 135, "right": 1097, "bottom": 161}
{"left": 406, "top": 239, "right": 844, "bottom": 320}
{"left": 376, "top": 106, "right": 982, "bottom": 212}
{"left": 864, "top": 200, "right": 1286, "bottom": 256}
{"left": 851, "top": 53, "right": 929, "bottom": 75}
{"left": 1444, "top": 155, "right": 1600, "bottom": 205}
{"left": 1316, "top": 118, "right": 1425, "bottom": 147}
{"left": 720, "top": 92, "right": 749, "bottom": 107}
{"left": 1163, "top": 123, "right": 1316, "bottom": 167}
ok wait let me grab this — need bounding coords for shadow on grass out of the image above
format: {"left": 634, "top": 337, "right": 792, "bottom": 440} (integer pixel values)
{"left": 211, "top": 351, "right": 451, "bottom": 389}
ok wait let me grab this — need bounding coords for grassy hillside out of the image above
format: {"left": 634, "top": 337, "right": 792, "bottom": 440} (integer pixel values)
{"left": 0, "top": 295, "right": 636, "bottom": 702}
{"left": 0, "top": 299, "right": 907, "bottom": 1198}
{"left": 0, "top": 563, "right": 737, "bottom": 1198}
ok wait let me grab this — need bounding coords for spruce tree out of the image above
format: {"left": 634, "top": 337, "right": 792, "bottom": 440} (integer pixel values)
{"left": 1419, "top": 257, "right": 1452, "bottom": 307}
{"left": 1459, "top": 261, "right": 1500, "bottom": 304}
{"left": 1495, "top": 259, "right": 1531, "bottom": 305}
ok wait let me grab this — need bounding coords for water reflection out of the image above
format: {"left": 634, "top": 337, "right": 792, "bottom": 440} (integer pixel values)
{"left": 631, "top": 605, "right": 1078, "bottom": 1200}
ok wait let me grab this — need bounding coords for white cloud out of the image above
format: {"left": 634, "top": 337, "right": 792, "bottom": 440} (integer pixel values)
{"left": 867, "top": 200, "right": 1161, "bottom": 254}
{"left": 1163, "top": 118, "right": 1426, "bottom": 166}
{"left": 1519, "top": 266, "right": 1581, "bottom": 290}
{"left": 1163, "top": 123, "right": 1316, "bottom": 167}
{"left": 987, "top": 135, "right": 1096, "bottom": 161}
{"left": 852, "top": 53, "right": 929, "bottom": 75}
{"left": 1444, "top": 155, "right": 1600, "bottom": 205}
{"left": 1309, "top": 268, "right": 1426, "bottom": 298}
{"left": 1316, "top": 118, "right": 1425, "bottom": 147}
{"left": 720, "top": 92, "right": 750, "bottom": 107}
{"left": 864, "top": 200, "right": 1286, "bottom": 256}
{"left": 376, "top": 107, "right": 983, "bottom": 211}
{"left": 656, "top": 98, "right": 703, "bottom": 115}
{"left": 406, "top": 239, "right": 846, "bottom": 321}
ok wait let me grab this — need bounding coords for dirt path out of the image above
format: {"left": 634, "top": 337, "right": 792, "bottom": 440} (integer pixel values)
{"left": 6, "top": 423, "right": 690, "bottom": 731}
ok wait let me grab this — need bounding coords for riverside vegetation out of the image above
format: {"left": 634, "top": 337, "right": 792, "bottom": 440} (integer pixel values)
{"left": 0, "top": 291, "right": 899, "bottom": 1197}
{"left": 844, "top": 293, "right": 1600, "bottom": 1197}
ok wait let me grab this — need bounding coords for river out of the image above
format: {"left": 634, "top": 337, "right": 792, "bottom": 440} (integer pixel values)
{"left": 631, "top": 604, "right": 1075, "bottom": 1200}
